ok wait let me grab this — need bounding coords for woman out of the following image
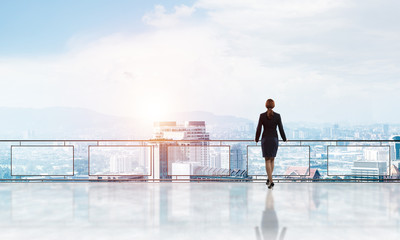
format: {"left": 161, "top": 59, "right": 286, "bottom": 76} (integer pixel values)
{"left": 255, "top": 99, "right": 287, "bottom": 189}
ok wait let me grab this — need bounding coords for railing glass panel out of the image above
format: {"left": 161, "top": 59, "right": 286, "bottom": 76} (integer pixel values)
{"left": 327, "top": 145, "right": 390, "bottom": 177}
{"left": 88, "top": 146, "right": 152, "bottom": 176}
{"left": 247, "top": 145, "right": 310, "bottom": 176}
{"left": 0, "top": 140, "right": 398, "bottom": 181}
{"left": 167, "top": 145, "right": 230, "bottom": 176}
{"left": 11, "top": 145, "right": 74, "bottom": 176}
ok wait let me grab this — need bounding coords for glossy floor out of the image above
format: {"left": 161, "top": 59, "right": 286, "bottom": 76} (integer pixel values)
{"left": 0, "top": 182, "right": 399, "bottom": 240}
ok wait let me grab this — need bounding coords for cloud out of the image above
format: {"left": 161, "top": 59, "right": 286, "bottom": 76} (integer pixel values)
{"left": 142, "top": 4, "right": 195, "bottom": 27}
{"left": 0, "top": 0, "right": 399, "bottom": 124}
{"left": 196, "top": 0, "right": 348, "bottom": 21}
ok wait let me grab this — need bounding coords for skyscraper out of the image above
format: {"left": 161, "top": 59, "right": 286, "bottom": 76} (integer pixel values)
{"left": 230, "top": 144, "right": 245, "bottom": 170}
{"left": 393, "top": 136, "right": 400, "bottom": 160}
{"left": 153, "top": 121, "right": 210, "bottom": 140}
{"left": 383, "top": 124, "right": 389, "bottom": 136}
{"left": 153, "top": 121, "right": 210, "bottom": 178}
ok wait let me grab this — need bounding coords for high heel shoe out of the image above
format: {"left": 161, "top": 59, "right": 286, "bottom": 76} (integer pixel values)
{"left": 266, "top": 179, "right": 270, "bottom": 185}
{"left": 268, "top": 182, "right": 274, "bottom": 189}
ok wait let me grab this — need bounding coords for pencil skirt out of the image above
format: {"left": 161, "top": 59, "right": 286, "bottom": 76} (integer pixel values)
{"left": 261, "top": 137, "right": 279, "bottom": 158}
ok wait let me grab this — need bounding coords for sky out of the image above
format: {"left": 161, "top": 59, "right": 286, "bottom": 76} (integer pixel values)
{"left": 0, "top": 0, "right": 399, "bottom": 124}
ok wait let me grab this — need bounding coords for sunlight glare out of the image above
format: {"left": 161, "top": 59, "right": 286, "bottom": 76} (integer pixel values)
{"left": 138, "top": 98, "right": 169, "bottom": 123}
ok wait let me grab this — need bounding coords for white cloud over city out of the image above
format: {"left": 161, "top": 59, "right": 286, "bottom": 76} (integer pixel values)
{"left": 0, "top": 0, "right": 399, "bottom": 123}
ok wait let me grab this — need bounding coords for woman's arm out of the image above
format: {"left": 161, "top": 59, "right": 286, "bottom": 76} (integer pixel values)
{"left": 278, "top": 115, "right": 287, "bottom": 142}
{"left": 255, "top": 114, "right": 262, "bottom": 142}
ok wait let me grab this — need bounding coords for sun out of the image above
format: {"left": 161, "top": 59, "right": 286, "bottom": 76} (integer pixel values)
{"left": 137, "top": 98, "right": 169, "bottom": 123}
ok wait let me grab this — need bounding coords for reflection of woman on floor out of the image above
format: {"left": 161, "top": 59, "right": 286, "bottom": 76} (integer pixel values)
{"left": 255, "top": 191, "right": 287, "bottom": 240}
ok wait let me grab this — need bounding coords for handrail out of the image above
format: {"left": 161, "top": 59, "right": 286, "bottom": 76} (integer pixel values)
{"left": 0, "top": 139, "right": 398, "bottom": 182}
{"left": 0, "top": 139, "right": 399, "bottom": 142}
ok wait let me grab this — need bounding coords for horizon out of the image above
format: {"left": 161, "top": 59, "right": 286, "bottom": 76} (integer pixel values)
{"left": 1, "top": 105, "right": 400, "bottom": 126}
{"left": 0, "top": 106, "right": 400, "bottom": 141}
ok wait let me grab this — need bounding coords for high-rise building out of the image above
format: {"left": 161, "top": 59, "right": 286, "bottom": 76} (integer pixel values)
{"left": 158, "top": 142, "right": 173, "bottom": 179}
{"left": 110, "top": 155, "right": 133, "bottom": 173}
{"left": 351, "top": 161, "right": 388, "bottom": 177}
{"left": 230, "top": 144, "right": 245, "bottom": 170}
{"left": 363, "top": 148, "right": 389, "bottom": 162}
{"left": 153, "top": 121, "right": 210, "bottom": 178}
{"left": 153, "top": 121, "right": 210, "bottom": 140}
{"left": 383, "top": 124, "right": 389, "bottom": 136}
{"left": 331, "top": 124, "right": 339, "bottom": 139}
{"left": 108, "top": 148, "right": 150, "bottom": 175}
{"left": 393, "top": 136, "right": 400, "bottom": 160}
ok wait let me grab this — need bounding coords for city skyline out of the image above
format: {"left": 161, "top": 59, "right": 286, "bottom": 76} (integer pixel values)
{"left": 0, "top": 0, "right": 399, "bottom": 124}
{"left": 1, "top": 106, "right": 400, "bottom": 140}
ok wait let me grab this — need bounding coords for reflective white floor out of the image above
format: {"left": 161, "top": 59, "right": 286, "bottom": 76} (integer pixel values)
{"left": 0, "top": 182, "right": 399, "bottom": 240}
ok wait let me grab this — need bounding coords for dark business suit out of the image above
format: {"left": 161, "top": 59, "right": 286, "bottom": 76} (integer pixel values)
{"left": 255, "top": 112, "right": 286, "bottom": 157}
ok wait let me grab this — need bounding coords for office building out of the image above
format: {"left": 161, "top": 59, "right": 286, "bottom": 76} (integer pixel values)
{"left": 393, "top": 136, "right": 400, "bottom": 160}
{"left": 153, "top": 121, "right": 210, "bottom": 178}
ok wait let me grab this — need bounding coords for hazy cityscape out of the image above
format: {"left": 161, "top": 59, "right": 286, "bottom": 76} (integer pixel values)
{"left": 0, "top": 107, "right": 399, "bottom": 181}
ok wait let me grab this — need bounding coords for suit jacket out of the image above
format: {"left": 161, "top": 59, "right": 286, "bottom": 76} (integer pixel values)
{"left": 255, "top": 112, "right": 287, "bottom": 142}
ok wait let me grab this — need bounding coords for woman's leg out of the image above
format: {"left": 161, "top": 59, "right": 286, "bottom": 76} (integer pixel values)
{"left": 271, "top": 157, "right": 275, "bottom": 173}
{"left": 265, "top": 158, "right": 273, "bottom": 183}
{"left": 264, "top": 158, "right": 270, "bottom": 173}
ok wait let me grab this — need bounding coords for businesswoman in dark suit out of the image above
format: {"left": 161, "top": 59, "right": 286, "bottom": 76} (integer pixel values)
{"left": 255, "top": 99, "right": 287, "bottom": 189}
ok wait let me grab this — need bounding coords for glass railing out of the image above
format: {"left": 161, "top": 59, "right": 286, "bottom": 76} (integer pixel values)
{"left": 0, "top": 140, "right": 399, "bottom": 181}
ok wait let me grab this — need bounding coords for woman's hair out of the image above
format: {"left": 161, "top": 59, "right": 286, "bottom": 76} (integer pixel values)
{"left": 265, "top": 99, "right": 275, "bottom": 119}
